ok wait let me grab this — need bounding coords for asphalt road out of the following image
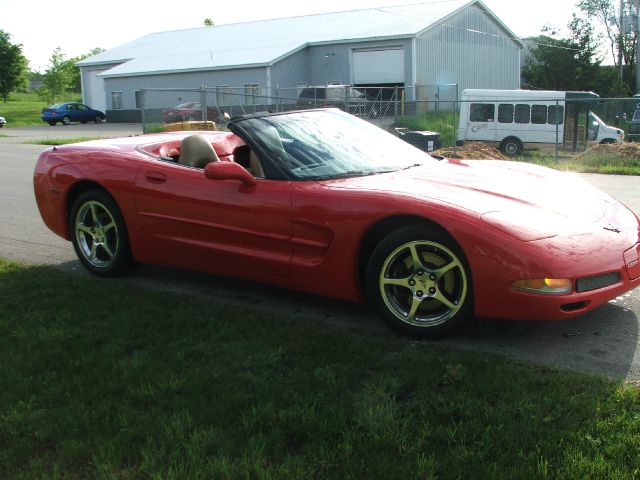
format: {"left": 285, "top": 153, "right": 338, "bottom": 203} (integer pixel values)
{"left": 1, "top": 124, "right": 639, "bottom": 382}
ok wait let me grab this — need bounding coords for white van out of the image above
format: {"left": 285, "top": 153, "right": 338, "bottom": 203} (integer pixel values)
{"left": 457, "top": 89, "right": 624, "bottom": 156}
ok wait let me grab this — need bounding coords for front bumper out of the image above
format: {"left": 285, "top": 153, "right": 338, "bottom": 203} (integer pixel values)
{"left": 470, "top": 202, "right": 640, "bottom": 320}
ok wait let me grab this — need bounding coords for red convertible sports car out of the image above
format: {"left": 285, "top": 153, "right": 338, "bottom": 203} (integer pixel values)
{"left": 34, "top": 109, "right": 640, "bottom": 337}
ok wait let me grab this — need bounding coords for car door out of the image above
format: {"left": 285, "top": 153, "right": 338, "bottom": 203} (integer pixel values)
{"left": 66, "top": 103, "right": 78, "bottom": 122}
{"left": 134, "top": 159, "right": 293, "bottom": 278}
{"left": 78, "top": 104, "right": 92, "bottom": 122}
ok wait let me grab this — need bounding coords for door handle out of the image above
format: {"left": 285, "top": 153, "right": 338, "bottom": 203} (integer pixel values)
{"left": 145, "top": 171, "right": 167, "bottom": 183}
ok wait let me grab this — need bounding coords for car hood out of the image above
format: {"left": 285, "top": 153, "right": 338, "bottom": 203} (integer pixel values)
{"left": 323, "top": 159, "right": 621, "bottom": 241}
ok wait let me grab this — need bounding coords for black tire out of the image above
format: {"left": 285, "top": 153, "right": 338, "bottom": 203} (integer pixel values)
{"left": 499, "top": 137, "right": 523, "bottom": 157}
{"left": 69, "top": 189, "right": 135, "bottom": 276}
{"left": 62, "top": 116, "right": 71, "bottom": 126}
{"left": 599, "top": 138, "right": 615, "bottom": 144}
{"left": 365, "top": 225, "right": 473, "bottom": 338}
{"left": 81, "top": 120, "right": 88, "bottom": 124}
{"left": 95, "top": 115, "right": 103, "bottom": 124}
{"left": 48, "top": 121, "right": 57, "bottom": 126}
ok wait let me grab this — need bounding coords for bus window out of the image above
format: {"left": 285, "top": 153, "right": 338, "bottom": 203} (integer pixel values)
{"left": 531, "top": 105, "right": 547, "bottom": 124}
{"left": 498, "top": 104, "right": 514, "bottom": 123}
{"left": 470, "top": 103, "right": 495, "bottom": 122}
{"left": 515, "top": 104, "right": 530, "bottom": 124}
{"left": 548, "top": 105, "right": 564, "bottom": 125}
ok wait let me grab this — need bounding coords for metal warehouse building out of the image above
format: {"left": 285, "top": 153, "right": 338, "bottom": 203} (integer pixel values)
{"left": 77, "top": 0, "right": 523, "bottom": 121}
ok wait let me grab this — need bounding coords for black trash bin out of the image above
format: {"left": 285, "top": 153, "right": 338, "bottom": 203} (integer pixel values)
{"left": 394, "top": 127, "right": 441, "bottom": 152}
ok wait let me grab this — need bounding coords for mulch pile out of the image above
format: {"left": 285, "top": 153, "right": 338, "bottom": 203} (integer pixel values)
{"left": 575, "top": 142, "right": 640, "bottom": 160}
{"left": 432, "top": 142, "right": 508, "bottom": 160}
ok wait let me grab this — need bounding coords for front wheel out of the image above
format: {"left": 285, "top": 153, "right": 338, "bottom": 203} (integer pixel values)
{"left": 499, "top": 137, "right": 523, "bottom": 157}
{"left": 95, "top": 115, "right": 103, "bottom": 123}
{"left": 70, "top": 190, "right": 135, "bottom": 276}
{"left": 62, "top": 116, "right": 71, "bottom": 125}
{"left": 365, "top": 226, "right": 472, "bottom": 337}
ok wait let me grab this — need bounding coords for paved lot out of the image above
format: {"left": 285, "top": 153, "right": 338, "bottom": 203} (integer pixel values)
{"left": 1, "top": 125, "right": 639, "bottom": 381}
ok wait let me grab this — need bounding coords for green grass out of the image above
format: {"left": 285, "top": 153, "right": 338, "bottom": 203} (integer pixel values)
{"left": 395, "top": 111, "right": 457, "bottom": 147}
{"left": 513, "top": 150, "right": 640, "bottom": 176}
{"left": 1, "top": 258, "right": 640, "bottom": 478}
{"left": 0, "top": 91, "right": 81, "bottom": 127}
{"left": 23, "top": 137, "right": 104, "bottom": 145}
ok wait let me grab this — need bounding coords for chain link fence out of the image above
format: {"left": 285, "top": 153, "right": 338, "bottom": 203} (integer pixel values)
{"left": 139, "top": 86, "right": 640, "bottom": 157}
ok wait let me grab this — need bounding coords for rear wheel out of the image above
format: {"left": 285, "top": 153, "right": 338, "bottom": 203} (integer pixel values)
{"left": 48, "top": 121, "right": 56, "bottom": 126}
{"left": 365, "top": 225, "right": 472, "bottom": 337}
{"left": 70, "top": 190, "right": 135, "bottom": 276}
{"left": 499, "top": 137, "right": 523, "bottom": 157}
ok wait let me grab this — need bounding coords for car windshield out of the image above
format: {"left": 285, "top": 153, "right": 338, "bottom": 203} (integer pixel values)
{"left": 236, "top": 109, "right": 434, "bottom": 180}
{"left": 176, "top": 102, "right": 198, "bottom": 108}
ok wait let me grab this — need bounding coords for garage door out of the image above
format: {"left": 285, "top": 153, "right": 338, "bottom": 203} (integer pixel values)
{"left": 86, "top": 69, "right": 107, "bottom": 111}
{"left": 353, "top": 47, "right": 404, "bottom": 85}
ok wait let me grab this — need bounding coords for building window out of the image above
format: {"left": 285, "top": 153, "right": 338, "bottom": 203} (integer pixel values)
{"left": 244, "top": 84, "right": 261, "bottom": 105}
{"left": 531, "top": 105, "right": 547, "bottom": 124}
{"left": 548, "top": 105, "right": 564, "bottom": 125}
{"left": 470, "top": 103, "right": 495, "bottom": 122}
{"left": 111, "top": 92, "right": 123, "bottom": 110}
{"left": 216, "top": 86, "right": 233, "bottom": 106}
{"left": 498, "top": 104, "right": 514, "bottom": 123}
{"left": 514, "top": 104, "right": 530, "bottom": 124}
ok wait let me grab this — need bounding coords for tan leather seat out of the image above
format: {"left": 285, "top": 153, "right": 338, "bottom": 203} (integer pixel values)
{"left": 179, "top": 134, "right": 220, "bottom": 168}
{"left": 249, "top": 150, "right": 265, "bottom": 178}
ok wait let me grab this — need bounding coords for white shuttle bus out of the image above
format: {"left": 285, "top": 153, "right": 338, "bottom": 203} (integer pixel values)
{"left": 457, "top": 89, "right": 624, "bottom": 156}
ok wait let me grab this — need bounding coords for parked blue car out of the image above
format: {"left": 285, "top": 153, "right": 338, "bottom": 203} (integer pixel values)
{"left": 42, "top": 102, "right": 106, "bottom": 126}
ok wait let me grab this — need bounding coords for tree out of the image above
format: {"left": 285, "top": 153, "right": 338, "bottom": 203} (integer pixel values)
{"left": 204, "top": 18, "right": 214, "bottom": 26}
{"left": 575, "top": 0, "right": 637, "bottom": 92}
{"left": 64, "top": 48, "right": 105, "bottom": 91}
{"left": 41, "top": 47, "right": 72, "bottom": 102}
{"left": 39, "top": 47, "right": 104, "bottom": 102}
{"left": 522, "top": 19, "right": 604, "bottom": 93}
{"left": 0, "top": 30, "right": 28, "bottom": 102}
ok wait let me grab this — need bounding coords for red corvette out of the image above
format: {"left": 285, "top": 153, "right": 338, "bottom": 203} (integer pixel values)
{"left": 34, "top": 109, "right": 640, "bottom": 336}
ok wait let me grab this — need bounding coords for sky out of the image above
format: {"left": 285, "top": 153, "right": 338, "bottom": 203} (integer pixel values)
{"left": 0, "top": 0, "right": 580, "bottom": 72}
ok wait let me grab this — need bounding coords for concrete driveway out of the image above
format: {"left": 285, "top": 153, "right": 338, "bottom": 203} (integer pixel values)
{"left": 1, "top": 125, "right": 639, "bottom": 382}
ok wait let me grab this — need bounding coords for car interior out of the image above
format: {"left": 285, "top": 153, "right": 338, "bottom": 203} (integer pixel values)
{"left": 144, "top": 134, "right": 265, "bottom": 178}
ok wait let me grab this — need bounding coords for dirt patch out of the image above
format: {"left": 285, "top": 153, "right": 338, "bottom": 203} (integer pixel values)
{"left": 576, "top": 142, "right": 640, "bottom": 160}
{"left": 433, "top": 142, "right": 508, "bottom": 160}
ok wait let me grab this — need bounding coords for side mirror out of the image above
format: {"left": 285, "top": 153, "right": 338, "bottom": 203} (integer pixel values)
{"left": 204, "top": 161, "right": 257, "bottom": 186}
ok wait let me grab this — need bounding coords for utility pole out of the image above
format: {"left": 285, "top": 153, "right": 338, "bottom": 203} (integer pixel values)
{"left": 636, "top": 0, "right": 640, "bottom": 93}
{"left": 621, "top": 0, "right": 625, "bottom": 83}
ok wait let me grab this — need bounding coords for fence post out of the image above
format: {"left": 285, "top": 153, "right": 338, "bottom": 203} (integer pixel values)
{"left": 555, "top": 99, "right": 559, "bottom": 160}
{"left": 453, "top": 95, "right": 458, "bottom": 155}
{"left": 394, "top": 86, "right": 399, "bottom": 118}
{"left": 453, "top": 99, "right": 457, "bottom": 156}
{"left": 453, "top": 84, "right": 459, "bottom": 154}
{"left": 200, "top": 85, "right": 207, "bottom": 122}
{"left": 140, "top": 87, "right": 146, "bottom": 133}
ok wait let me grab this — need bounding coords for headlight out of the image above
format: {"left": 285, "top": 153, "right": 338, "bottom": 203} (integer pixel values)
{"left": 512, "top": 278, "right": 572, "bottom": 294}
